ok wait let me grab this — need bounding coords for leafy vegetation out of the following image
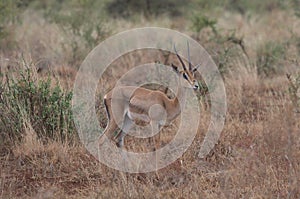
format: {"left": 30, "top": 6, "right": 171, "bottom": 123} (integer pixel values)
{"left": 293, "top": 0, "right": 300, "bottom": 18}
{"left": 0, "top": 62, "right": 74, "bottom": 144}
{"left": 191, "top": 14, "right": 217, "bottom": 37}
{"left": 0, "top": 0, "right": 20, "bottom": 38}
{"left": 37, "top": 0, "right": 110, "bottom": 65}
{"left": 0, "top": 0, "right": 29, "bottom": 49}
{"left": 0, "top": 0, "right": 299, "bottom": 198}
{"left": 256, "top": 41, "right": 286, "bottom": 76}
{"left": 190, "top": 15, "right": 249, "bottom": 75}
{"left": 106, "top": 0, "right": 187, "bottom": 18}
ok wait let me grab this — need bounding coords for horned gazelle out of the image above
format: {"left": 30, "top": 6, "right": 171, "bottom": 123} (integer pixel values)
{"left": 99, "top": 46, "right": 200, "bottom": 148}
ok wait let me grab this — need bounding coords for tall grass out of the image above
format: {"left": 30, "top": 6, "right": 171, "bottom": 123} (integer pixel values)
{"left": 287, "top": 73, "right": 300, "bottom": 112}
{"left": 256, "top": 41, "right": 286, "bottom": 76}
{"left": 0, "top": 0, "right": 299, "bottom": 198}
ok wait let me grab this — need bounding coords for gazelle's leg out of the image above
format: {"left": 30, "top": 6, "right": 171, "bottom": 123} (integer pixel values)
{"left": 98, "top": 119, "right": 118, "bottom": 146}
{"left": 150, "top": 120, "right": 160, "bottom": 179}
{"left": 116, "top": 115, "right": 133, "bottom": 148}
{"left": 158, "top": 124, "right": 162, "bottom": 148}
{"left": 149, "top": 121, "right": 160, "bottom": 150}
{"left": 113, "top": 128, "right": 122, "bottom": 141}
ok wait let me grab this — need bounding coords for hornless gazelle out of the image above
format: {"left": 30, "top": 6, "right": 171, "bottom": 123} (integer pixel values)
{"left": 99, "top": 46, "right": 200, "bottom": 148}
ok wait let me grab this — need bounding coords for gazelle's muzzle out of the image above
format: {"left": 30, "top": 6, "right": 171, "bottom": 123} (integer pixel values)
{"left": 193, "top": 84, "right": 199, "bottom": 90}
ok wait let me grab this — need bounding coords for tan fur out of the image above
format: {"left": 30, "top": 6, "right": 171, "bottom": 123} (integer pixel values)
{"left": 99, "top": 51, "right": 199, "bottom": 148}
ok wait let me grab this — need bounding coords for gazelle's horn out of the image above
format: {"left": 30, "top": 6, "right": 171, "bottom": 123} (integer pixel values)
{"left": 193, "top": 64, "right": 200, "bottom": 72}
{"left": 174, "top": 45, "right": 187, "bottom": 72}
{"left": 187, "top": 41, "right": 192, "bottom": 71}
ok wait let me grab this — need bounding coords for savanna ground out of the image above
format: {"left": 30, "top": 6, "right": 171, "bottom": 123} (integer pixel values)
{"left": 0, "top": 0, "right": 300, "bottom": 198}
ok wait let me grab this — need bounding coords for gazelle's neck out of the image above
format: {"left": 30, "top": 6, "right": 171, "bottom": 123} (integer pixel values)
{"left": 173, "top": 77, "right": 186, "bottom": 108}
{"left": 166, "top": 76, "right": 187, "bottom": 123}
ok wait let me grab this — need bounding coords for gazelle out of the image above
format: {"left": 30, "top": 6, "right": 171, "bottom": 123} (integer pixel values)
{"left": 99, "top": 47, "right": 199, "bottom": 148}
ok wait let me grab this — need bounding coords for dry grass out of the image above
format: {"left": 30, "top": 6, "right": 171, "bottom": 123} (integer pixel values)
{"left": 1, "top": 66, "right": 300, "bottom": 198}
{"left": 1, "top": 7, "right": 300, "bottom": 199}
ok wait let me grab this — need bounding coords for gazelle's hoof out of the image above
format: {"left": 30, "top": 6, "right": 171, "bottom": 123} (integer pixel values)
{"left": 116, "top": 142, "right": 122, "bottom": 148}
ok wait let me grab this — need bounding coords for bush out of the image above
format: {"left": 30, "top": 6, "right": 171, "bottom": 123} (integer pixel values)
{"left": 0, "top": 0, "right": 25, "bottom": 49}
{"left": 215, "top": 33, "right": 250, "bottom": 75}
{"left": 0, "top": 63, "right": 74, "bottom": 144}
{"left": 190, "top": 14, "right": 217, "bottom": 37}
{"left": 293, "top": 0, "right": 300, "bottom": 18}
{"left": 0, "top": 0, "right": 18, "bottom": 38}
{"left": 190, "top": 15, "right": 250, "bottom": 76}
{"left": 34, "top": 0, "right": 109, "bottom": 65}
{"left": 106, "top": 0, "right": 188, "bottom": 18}
{"left": 256, "top": 41, "right": 286, "bottom": 76}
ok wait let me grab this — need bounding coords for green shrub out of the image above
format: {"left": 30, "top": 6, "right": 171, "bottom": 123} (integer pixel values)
{"left": 106, "top": 0, "right": 188, "bottom": 18}
{"left": 192, "top": 0, "right": 225, "bottom": 11}
{"left": 0, "top": 64, "right": 74, "bottom": 144}
{"left": 34, "top": 0, "right": 109, "bottom": 65}
{"left": 256, "top": 41, "right": 286, "bottom": 76}
{"left": 190, "top": 11, "right": 251, "bottom": 76}
{"left": 191, "top": 18, "right": 250, "bottom": 76}
{"left": 191, "top": 14, "right": 217, "bottom": 36}
{"left": 0, "top": 0, "right": 24, "bottom": 48}
{"left": 293, "top": 0, "right": 300, "bottom": 18}
{"left": 0, "top": 0, "right": 18, "bottom": 37}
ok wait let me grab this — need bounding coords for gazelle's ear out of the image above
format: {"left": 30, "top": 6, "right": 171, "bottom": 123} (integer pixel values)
{"left": 171, "top": 63, "right": 178, "bottom": 72}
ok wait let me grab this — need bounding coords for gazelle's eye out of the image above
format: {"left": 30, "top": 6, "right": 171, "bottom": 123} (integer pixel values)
{"left": 182, "top": 73, "right": 188, "bottom": 80}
